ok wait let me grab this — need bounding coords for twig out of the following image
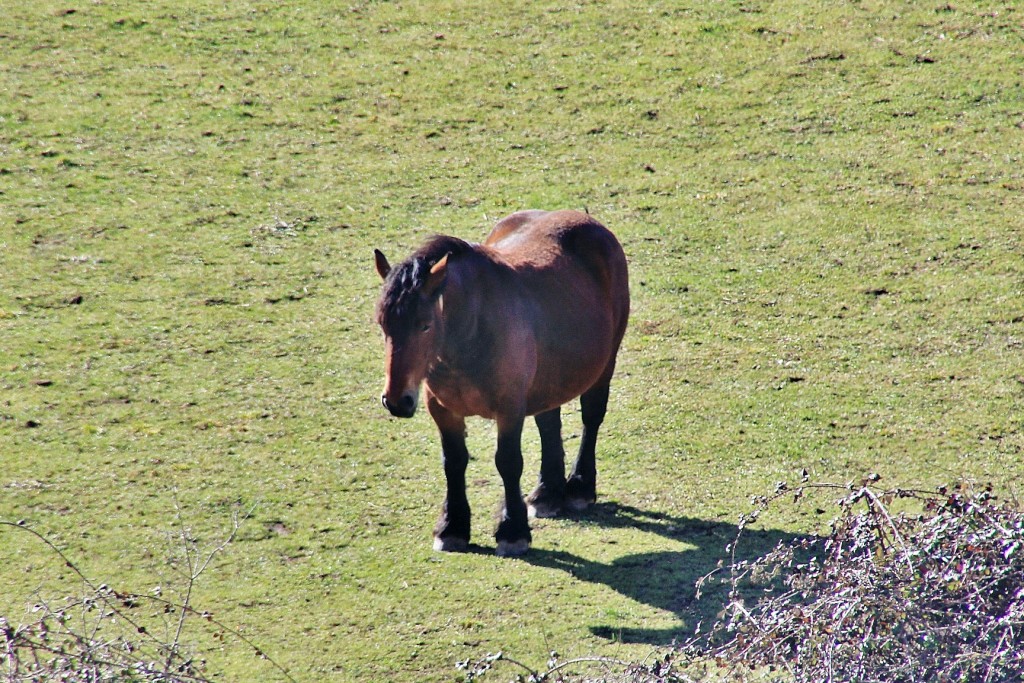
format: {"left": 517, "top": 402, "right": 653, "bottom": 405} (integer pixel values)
{"left": 0, "top": 512, "right": 296, "bottom": 683}
{"left": 165, "top": 494, "right": 254, "bottom": 674}
{"left": 542, "top": 655, "right": 632, "bottom": 679}
{"left": 858, "top": 486, "right": 915, "bottom": 574}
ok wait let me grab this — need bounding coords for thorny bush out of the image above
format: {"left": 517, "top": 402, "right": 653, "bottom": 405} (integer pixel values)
{"left": 691, "top": 478, "right": 1024, "bottom": 683}
{"left": 1, "top": 587, "right": 207, "bottom": 683}
{"left": 457, "top": 479, "right": 1023, "bottom": 683}
{"left": 1, "top": 513, "right": 294, "bottom": 683}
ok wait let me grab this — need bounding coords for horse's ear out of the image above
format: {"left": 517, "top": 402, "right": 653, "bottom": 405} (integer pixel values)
{"left": 374, "top": 249, "right": 391, "bottom": 280}
{"left": 425, "top": 253, "right": 449, "bottom": 297}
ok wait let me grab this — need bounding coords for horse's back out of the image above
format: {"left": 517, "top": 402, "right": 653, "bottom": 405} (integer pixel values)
{"left": 486, "top": 210, "right": 553, "bottom": 245}
{"left": 485, "top": 210, "right": 628, "bottom": 296}
{"left": 486, "top": 209, "right": 607, "bottom": 249}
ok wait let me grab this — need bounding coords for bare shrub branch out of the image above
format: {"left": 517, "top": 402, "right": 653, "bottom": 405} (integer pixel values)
{"left": 459, "top": 477, "right": 1024, "bottom": 683}
{"left": 688, "top": 478, "right": 1024, "bottom": 682}
{"left": 455, "top": 649, "right": 702, "bottom": 683}
{"left": 0, "top": 507, "right": 295, "bottom": 683}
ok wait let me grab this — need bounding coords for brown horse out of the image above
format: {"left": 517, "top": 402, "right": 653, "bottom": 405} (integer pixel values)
{"left": 373, "top": 210, "right": 629, "bottom": 556}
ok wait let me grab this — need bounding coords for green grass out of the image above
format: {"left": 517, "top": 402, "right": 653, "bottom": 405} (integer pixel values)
{"left": 2, "top": 1, "right": 1023, "bottom": 680}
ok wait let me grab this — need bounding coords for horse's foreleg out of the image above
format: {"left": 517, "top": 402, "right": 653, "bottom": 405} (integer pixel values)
{"left": 526, "top": 407, "right": 566, "bottom": 518}
{"left": 566, "top": 381, "right": 610, "bottom": 510}
{"left": 494, "top": 415, "right": 531, "bottom": 556}
{"left": 428, "top": 398, "right": 471, "bottom": 552}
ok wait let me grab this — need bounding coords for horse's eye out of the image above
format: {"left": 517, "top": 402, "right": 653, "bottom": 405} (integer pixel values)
{"left": 420, "top": 323, "right": 431, "bottom": 333}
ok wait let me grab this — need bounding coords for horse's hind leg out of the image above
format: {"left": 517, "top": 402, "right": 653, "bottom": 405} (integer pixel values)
{"left": 526, "top": 407, "right": 566, "bottom": 518}
{"left": 566, "top": 381, "right": 610, "bottom": 510}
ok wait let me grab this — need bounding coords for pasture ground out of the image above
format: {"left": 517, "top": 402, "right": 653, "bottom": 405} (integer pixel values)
{"left": 2, "top": 1, "right": 1022, "bottom": 680}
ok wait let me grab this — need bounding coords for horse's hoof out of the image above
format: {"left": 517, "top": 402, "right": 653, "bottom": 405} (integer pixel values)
{"left": 527, "top": 500, "right": 561, "bottom": 519}
{"left": 433, "top": 536, "right": 469, "bottom": 552}
{"left": 564, "top": 477, "right": 596, "bottom": 510}
{"left": 495, "top": 539, "right": 530, "bottom": 557}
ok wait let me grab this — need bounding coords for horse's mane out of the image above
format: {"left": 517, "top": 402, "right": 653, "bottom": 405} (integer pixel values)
{"left": 377, "top": 236, "right": 474, "bottom": 325}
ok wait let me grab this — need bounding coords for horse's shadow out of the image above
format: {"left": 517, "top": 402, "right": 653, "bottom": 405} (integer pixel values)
{"left": 522, "top": 501, "right": 808, "bottom": 645}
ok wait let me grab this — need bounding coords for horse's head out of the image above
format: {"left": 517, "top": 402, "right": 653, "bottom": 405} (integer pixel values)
{"left": 373, "top": 249, "right": 449, "bottom": 418}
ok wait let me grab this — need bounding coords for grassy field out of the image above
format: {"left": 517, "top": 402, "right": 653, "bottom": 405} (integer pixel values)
{"left": 2, "top": 1, "right": 1022, "bottom": 680}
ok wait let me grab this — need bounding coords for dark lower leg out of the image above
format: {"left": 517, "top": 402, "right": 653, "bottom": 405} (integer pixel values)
{"left": 494, "top": 421, "right": 531, "bottom": 556}
{"left": 566, "top": 383, "right": 609, "bottom": 507}
{"left": 434, "top": 429, "right": 471, "bottom": 551}
{"left": 526, "top": 408, "right": 566, "bottom": 517}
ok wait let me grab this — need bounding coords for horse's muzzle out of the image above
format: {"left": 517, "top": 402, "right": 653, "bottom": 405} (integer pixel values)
{"left": 382, "top": 392, "right": 417, "bottom": 418}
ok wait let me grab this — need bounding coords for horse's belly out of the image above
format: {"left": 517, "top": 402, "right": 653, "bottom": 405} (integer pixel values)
{"left": 526, "top": 345, "right": 613, "bottom": 415}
